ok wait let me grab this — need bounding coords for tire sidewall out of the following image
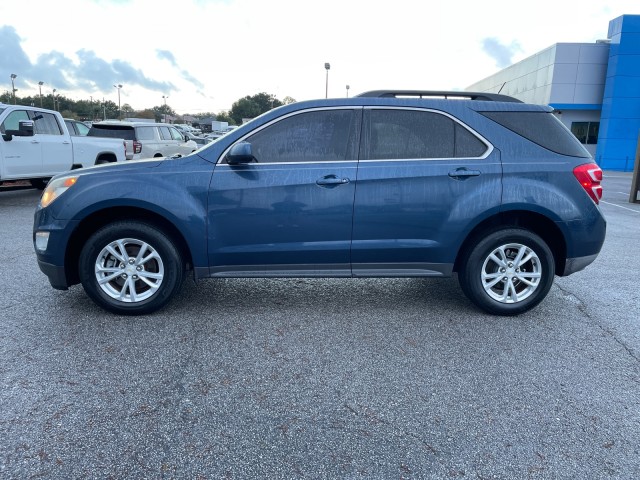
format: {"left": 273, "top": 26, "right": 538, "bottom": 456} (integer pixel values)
{"left": 460, "top": 228, "right": 555, "bottom": 315}
{"left": 79, "top": 221, "right": 183, "bottom": 315}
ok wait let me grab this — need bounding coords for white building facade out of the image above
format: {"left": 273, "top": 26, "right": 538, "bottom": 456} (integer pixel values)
{"left": 467, "top": 15, "right": 640, "bottom": 171}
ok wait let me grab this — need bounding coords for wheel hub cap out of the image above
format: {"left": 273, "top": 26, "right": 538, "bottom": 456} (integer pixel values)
{"left": 94, "top": 238, "right": 164, "bottom": 303}
{"left": 481, "top": 243, "right": 542, "bottom": 304}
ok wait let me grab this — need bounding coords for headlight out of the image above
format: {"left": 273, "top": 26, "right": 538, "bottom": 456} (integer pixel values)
{"left": 40, "top": 175, "right": 78, "bottom": 208}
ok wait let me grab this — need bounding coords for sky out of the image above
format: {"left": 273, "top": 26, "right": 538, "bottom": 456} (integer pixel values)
{"left": 0, "top": 0, "right": 639, "bottom": 115}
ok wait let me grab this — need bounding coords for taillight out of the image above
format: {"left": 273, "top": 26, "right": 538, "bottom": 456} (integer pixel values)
{"left": 123, "top": 140, "right": 127, "bottom": 157}
{"left": 133, "top": 141, "right": 142, "bottom": 154}
{"left": 573, "top": 163, "right": 603, "bottom": 204}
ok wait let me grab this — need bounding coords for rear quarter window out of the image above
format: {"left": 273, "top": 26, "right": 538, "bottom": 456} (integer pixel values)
{"left": 481, "top": 111, "right": 590, "bottom": 158}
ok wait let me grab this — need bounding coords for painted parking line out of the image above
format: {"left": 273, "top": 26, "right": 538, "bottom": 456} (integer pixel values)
{"left": 600, "top": 200, "right": 640, "bottom": 213}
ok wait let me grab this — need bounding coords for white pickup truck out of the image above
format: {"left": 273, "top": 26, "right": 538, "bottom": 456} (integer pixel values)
{"left": 0, "top": 103, "right": 132, "bottom": 189}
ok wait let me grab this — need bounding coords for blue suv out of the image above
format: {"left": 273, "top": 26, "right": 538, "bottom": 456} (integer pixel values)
{"left": 33, "top": 91, "right": 606, "bottom": 316}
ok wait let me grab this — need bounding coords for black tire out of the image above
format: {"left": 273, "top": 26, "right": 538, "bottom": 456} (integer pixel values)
{"left": 78, "top": 221, "right": 184, "bottom": 315}
{"left": 30, "top": 178, "right": 49, "bottom": 190}
{"left": 458, "top": 228, "right": 555, "bottom": 315}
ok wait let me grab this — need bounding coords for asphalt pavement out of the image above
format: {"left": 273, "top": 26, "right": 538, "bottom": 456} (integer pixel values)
{"left": 1, "top": 173, "right": 639, "bottom": 479}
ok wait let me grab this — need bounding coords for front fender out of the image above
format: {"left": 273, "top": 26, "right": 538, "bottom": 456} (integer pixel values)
{"left": 46, "top": 159, "right": 213, "bottom": 269}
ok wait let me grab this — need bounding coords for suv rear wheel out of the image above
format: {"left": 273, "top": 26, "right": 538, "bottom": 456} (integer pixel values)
{"left": 458, "top": 228, "right": 555, "bottom": 315}
{"left": 79, "top": 221, "right": 184, "bottom": 315}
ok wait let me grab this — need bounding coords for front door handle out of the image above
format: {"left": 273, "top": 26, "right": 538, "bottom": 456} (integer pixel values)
{"left": 316, "top": 175, "right": 350, "bottom": 187}
{"left": 448, "top": 168, "right": 481, "bottom": 179}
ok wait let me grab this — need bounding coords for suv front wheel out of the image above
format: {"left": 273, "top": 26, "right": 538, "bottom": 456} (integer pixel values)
{"left": 458, "top": 228, "right": 555, "bottom": 315}
{"left": 78, "top": 221, "right": 184, "bottom": 315}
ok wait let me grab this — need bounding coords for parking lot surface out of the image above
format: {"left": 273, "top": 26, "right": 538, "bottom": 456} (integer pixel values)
{"left": 1, "top": 173, "right": 639, "bottom": 479}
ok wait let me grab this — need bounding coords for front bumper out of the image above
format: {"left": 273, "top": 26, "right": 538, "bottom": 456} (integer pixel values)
{"left": 37, "top": 259, "right": 69, "bottom": 290}
{"left": 33, "top": 207, "right": 79, "bottom": 291}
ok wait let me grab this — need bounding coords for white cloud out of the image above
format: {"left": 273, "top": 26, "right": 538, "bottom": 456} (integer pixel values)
{"left": 1, "top": 0, "right": 638, "bottom": 114}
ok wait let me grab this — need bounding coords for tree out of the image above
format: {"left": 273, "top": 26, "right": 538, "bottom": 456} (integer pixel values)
{"left": 215, "top": 111, "right": 234, "bottom": 124}
{"left": 60, "top": 110, "right": 77, "bottom": 120}
{"left": 152, "top": 104, "right": 175, "bottom": 123}
{"left": 282, "top": 96, "right": 297, "bottom": 105}
{"left": 121, "top": 103, "right": 135, "bottom": 118}
{"left": 101, "top": 100, "right": 119, "bottom": 120}
{"left": 134, "top": 109, "right": 156, "bottom": 120}
{"left": 229, "top": 92, "right": 283, "bottom": 125}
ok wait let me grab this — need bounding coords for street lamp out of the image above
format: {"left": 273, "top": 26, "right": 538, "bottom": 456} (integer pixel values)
{"left": 346, "top": 85, "right": 350, "bottom": 98}
{"left": 324, "top": 63, "right": 330, "bottom": 99}
{"left": 10, "top": 74, "right": 17, "bottom": 104}
{"left": 114, "top": 84, "right": 122, "bottom": 120}
{"left": 52, "top": 88, "right": 57, "bottom": 110}
{"left": 38, "top": 81, "right": 44, "bottom": 107}
{"left": 162, "top": 95, "right": 169, "bottom": 123}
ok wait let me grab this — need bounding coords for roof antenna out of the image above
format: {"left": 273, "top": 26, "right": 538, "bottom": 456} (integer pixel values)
{"left": 497, "top": 82, "right": 507, "bottom": 94}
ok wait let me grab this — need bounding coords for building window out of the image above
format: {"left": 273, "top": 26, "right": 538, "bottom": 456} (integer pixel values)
{"left": 571, "top": 122, "right": 599, "bottom": 145}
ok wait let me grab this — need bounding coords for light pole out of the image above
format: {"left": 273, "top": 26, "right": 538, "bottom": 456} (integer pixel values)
{"left": 38, "top": 81, "right": 44, "bottom": 107}
{"left": 162, "top": 95, "right": 169, "bottom": 123}
{"left": 10, "top": 74, "right": 17, "bottom": 104}
{"left": 346, "top": 85, "right": 350, "bottom": 98}
{"left": 90, "top": 95, "right": 93, "bottom": 121}
{"left": 114, "top": 84, "right": 122, "bottom": 120}
{"left": 324, "top": 63, "right": 330, "bottom": 99}
{"left": 52, "top": 88, "right": 57, "bottom": 110}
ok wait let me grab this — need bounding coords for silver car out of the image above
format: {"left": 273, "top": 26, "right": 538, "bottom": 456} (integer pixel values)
{"left": 87, "top": 121, "right": 198, "bottom": 160}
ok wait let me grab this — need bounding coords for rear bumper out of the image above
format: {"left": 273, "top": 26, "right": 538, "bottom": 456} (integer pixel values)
{"left": 562, "top": 253, "right": 599, "bottom": 276}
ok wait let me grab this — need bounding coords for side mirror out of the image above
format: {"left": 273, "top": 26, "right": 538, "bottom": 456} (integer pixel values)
{"left": 2, "top": 120, "right": 35, "bottom": 141}
{"left": 226, "top": 141, "right": 255, "bottom": 165}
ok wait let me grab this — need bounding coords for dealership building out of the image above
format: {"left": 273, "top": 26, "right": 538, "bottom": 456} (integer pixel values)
{"left": 467, "top": 14, "right": 640, "bottom": 171}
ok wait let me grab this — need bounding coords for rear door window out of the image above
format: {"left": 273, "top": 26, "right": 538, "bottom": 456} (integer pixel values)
{"left": 31, "top": 112, "right": 62, "bottom": 135}
{"left": 136, "top": 126, "right": 156, "bottom": 141}
{"left": 365, "top": 109, "right": 487, "bottom": 160}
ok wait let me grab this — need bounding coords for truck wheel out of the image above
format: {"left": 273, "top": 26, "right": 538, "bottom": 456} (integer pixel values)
{"left": 78, "top": 221, "right": 184, "bottom": 315}
{"left": 458, "top": 228, "right": 555, "bottom": 315}
{"left": 30, "top": 178, "right": 49, "bottom": 190}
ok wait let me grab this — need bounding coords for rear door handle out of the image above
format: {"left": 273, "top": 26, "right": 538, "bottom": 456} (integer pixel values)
{"left": 448, "top": 168, "right": 481, "bottom": 179}
{"left": 316, "top": 174, "right": 350, "bottom": 187}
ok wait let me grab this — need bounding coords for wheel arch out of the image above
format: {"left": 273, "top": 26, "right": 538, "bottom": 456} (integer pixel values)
{"left": 95, "top": 152, "right": 117, "bottom": 164}
{"left": 454, "top": 210, "right": 567, "bottom": 275}
{"left": 64, "top": 207, "right": 194, "bottom": 287}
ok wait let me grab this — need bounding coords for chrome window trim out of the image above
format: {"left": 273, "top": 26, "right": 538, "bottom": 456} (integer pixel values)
{"left": 217, "top": 105, "right": 494, "bottom": 165}
{"left": 216, "top": 161, "right": 358, "bottom": 167}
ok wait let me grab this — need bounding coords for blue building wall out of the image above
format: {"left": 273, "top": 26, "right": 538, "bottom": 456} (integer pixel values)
{"left": 596, "top": 15, "right": 640, "bottom": 171}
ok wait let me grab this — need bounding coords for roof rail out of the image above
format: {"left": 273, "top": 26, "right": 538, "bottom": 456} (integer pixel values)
{"left": 355, "top": 90, "right": 522, "bottom": 103}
